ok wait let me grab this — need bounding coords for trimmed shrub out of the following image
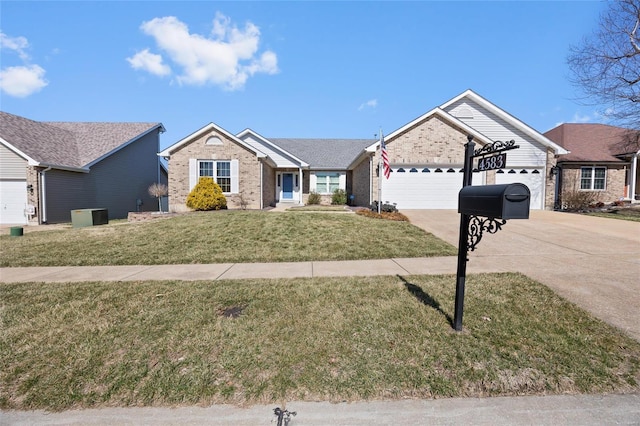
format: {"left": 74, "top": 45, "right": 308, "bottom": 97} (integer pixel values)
{"left": 331, "top": 189, "right": 348, "bottom": 205}
{"left": 186, "top": 177, "right": 227, "bottom": 211}
{"left": 307, "top": 191, "right": 322, "bottom": 205}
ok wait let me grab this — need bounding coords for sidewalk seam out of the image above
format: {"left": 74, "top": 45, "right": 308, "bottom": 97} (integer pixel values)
{"left": 391, "top": 258, "right": 411, "bottom": 275}
{"left": 214, "top": 264, "right": 236, "bottom": 280}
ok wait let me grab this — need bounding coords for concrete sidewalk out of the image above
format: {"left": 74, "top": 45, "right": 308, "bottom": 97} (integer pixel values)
{"left": 0, "top": 256, "right": 507, "bottom": 283}
{"left": 2, "top": 393, "right": 639, "bottom": 425}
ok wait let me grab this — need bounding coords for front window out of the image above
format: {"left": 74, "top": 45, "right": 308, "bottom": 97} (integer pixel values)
{"left": 216, "top": 161, "right": 231, "bottom": 192}
{"left": 580, "top": 167, "right": 606, "bottom": 190}
{"left": 198, "top": 160, "right": 231, "bottom": 192}
{"left": 199, "top": 161, "right": 214, "bottom": 177}
{"left": 315, "top": 173, "right": 340, "bottom": 194}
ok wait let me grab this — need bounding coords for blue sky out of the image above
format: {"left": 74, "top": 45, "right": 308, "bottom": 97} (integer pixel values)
{"left": 1, "top": 1, "right": 606, "bottom": 150}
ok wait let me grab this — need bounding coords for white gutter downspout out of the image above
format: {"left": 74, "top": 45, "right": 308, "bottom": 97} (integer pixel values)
{"left": 259, "top": 161, "right": 263, "bottom": 209}
{"left": 631, "top": 150, "right": 639, "bottom": 202}
{"left": 369, "top": 155, "right": 374, "bottom": 206}
{"left": 299, "top": 167, "right": 303, "bottom": 205}
{"left": 39, "top": 166, "right": 52, "bottom": 223}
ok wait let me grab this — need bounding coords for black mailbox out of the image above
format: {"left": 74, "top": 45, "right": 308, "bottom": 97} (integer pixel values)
{"left": 458, "top": 183, "right": 530, "bottom": 219}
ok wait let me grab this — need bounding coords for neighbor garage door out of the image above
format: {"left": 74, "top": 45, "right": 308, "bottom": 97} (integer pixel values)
{"left": 381, "top": 166, "right": 485, "bottom": 209}
{"left": 495, "top": 168, "right": 544, "bottom": 210}
{"left": 0, "top": 179, "right": 27, "bottom": 224}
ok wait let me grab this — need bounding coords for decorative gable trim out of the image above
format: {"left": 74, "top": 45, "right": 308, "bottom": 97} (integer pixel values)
{"left": 0, "top": 137, "right": 88, "bottom": 172}
{"left": 365, "top": 107, "right": 494, "bottom": 151}
{"left": 441, "top": 89, "right": 568, "bottom": 155}
{"left": 0, "top": 137, "right": 39, "bottom": 165}
{"left": 236, "top": 128, "right": 309, "bottom": 168}
{"left": 158, "top": 122, "right": 266, "bottom": 159}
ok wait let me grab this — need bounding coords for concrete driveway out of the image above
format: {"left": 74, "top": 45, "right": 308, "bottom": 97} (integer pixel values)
{"left": 404, "top": 209, "right": 640, "bottom": 342}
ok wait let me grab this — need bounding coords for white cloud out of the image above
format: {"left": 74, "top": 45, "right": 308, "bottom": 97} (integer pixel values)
{"left": 572, "top": 112, "right": 593, "bottom": 123}
{"left": 0, "top": 32, "right": 30, "bottom": 61}
{"left": 358, "top": 99, "right": 378, "bottom": 111}
{"left": 131, "top": 13, "right": 278, "bottom": 90}
{"left": 0, "top": 32, "right": 48, "bottom": 98}
{"left": 126, "top": 48, "right": 171, "bottom": 76}
{"left": 0, "top": 65, "right": 48, "bottom": 97}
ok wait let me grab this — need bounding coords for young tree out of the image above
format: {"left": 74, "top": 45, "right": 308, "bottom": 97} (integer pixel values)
{"left": 148, "top": 183, "right": 168, "bottom": 212}
{"left": 568, "top": 0, "right": 640, "bottom": 129}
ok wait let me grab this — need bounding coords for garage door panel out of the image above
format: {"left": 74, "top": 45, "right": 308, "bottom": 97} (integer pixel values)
{"left": 382, "top": 167, "right": 485, "bottom": 209}
{"left": 0, "top": 179, "right": 28, "bottom": 224}
{"left": 495, "top": 170, "right": 543, "bottom": 209}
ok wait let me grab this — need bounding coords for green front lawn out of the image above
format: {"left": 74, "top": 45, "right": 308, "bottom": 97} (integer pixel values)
{"left": 2, "top": 273, "right": 639, "bottom": 411}
{"left": 0, "top": 211, "right": 456, "bottom": 267}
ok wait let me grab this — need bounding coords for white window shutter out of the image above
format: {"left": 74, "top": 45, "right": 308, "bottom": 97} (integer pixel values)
{"left": 189, "top": 158, "right": 197, "bottom": 190}
{"left": 231, "top": 159, "right": 239, "bottom": 193}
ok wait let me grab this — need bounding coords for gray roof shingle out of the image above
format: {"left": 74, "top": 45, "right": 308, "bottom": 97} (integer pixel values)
{"left": 268, "top": 138, "right": 374, "bottom": 169}
{"left": 0, "top": 111, "right": 162, "bottom": 169}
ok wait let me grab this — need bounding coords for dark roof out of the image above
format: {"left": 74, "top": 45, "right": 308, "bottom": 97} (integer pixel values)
{"left": 0, "top": 111, "right": 162, "bottom": 169}
{"left": 268, "top": 138, "right": 373, "bottom": 169}
{"left": 544, "top": 123, "right": 639, "bottom": 163}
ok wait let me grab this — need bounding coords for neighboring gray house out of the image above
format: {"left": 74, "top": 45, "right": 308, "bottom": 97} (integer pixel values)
{"left": 161, "top": 90, "right": 568, "bottom": 211}
{"left": 0, "top": 111, "right": 165, "bottom": 225}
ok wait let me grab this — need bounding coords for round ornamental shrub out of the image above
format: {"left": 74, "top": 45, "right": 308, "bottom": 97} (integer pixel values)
{"left": 331, "top": 189, "right": 347, "bottom": 205}
{"left": 186, "top": 177, "right": 228, "bottom": 211}
{"left": 307, "top": 191, "right": 322, "bottom": 205}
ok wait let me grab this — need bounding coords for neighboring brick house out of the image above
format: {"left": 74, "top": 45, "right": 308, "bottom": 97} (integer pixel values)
{"left": 0, "top": 111, "right": 165, "bottom": 225}
{"left": 544, "top": 123, "right": 640, "bottom": 207}
{"left": 160, "top": 89, "right": 569, "bottom": 212}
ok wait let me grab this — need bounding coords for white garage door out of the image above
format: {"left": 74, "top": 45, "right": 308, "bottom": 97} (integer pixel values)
{"left": 381, "top": 166, "right": 485, "bottom": 209}
{"left": 0, "top": 179, "right": 28, "bottom": 224}
{"left": 495, "top": 169, "right": 544, "bottom": 210}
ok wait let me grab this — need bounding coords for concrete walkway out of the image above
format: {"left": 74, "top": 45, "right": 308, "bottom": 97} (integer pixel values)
{"left": 2, "top": 209, "right": 639, "bottom": 425}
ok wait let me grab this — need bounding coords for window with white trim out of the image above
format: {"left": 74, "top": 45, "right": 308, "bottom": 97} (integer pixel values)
{"left": 198, "top": 160, "right": 233, "bottom": 193}
{"left": 580, "top": 166, "right": 606, "bottom": 190}
{"left": 315, "top": 173, "right": 340, "bottom": 194}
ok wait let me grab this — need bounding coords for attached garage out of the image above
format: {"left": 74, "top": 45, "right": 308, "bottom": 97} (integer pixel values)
{"left": 495, "top": 168, "right": 545, "bottom": 210}
{"left": 0, "top": 179, "right": 27, "bottom": 224}
{"left": 381, "top": 166, "right": 486, "bottom": 209}
{"left": 367, "top": 90, "right": 568, "bottom": 211}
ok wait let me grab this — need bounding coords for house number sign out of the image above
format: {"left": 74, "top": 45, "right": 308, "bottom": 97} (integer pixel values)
{"left": 476, "top": 153, "right": 506, "bottom": 171}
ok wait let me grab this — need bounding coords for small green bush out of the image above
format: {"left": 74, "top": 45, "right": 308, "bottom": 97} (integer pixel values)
{"left": 186, "top": 177, "right": 227, "bottom": 211}
{"left": 307, "top": 191, "right": 321, "bottom": 205}
{"left": 331, "top": 189, "right": 347, "bottom": 205}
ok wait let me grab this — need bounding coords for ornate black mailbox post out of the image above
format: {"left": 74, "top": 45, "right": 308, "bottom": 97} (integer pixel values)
{"left": 453, "top": 136, "right": 529, "bottom": 331}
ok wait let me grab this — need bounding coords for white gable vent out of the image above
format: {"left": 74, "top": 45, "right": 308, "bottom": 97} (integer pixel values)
{"left": 452, "top": 106, "right": 474, "bottom": 119}
{"left": 206, "top": 136, "right": 223, "bottom": 145}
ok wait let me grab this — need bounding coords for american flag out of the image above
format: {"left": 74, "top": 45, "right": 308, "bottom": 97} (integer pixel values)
{"left": 381, "top": 135, "right": 390, "bottom": 179}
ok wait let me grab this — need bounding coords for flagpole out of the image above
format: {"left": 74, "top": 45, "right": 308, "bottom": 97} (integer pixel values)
{"left": 377, "top": 129, "right": 382, "bottom": 214}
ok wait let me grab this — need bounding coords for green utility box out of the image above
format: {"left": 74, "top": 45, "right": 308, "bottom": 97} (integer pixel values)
{"left": 71, "top": 208, "right": 109, "bottom": 228}
{"left": 9, "top": 226, "right": 23, "bottom": 237}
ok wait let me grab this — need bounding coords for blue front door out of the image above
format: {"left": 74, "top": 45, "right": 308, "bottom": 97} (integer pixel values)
{"left": 282, "top": 173, "right": 293, "bottom": 199}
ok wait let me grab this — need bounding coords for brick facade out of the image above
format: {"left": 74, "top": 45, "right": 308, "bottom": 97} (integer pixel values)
{"left": 167, "top": 129, "right": 263, "bottom": 212}
{"left": 371, "top": 115, "right": 470, "bottom": 200}
{"left": 350, "top": 156, "right": 372, "bottom": 207}
{"left": 560, "top": 164, "right": 628, "bottom": 206}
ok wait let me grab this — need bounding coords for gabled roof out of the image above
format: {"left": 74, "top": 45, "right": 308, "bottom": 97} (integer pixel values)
{"left": 158, "top": 122, "right": 266, "bottom": 159}
{"left": 268, "top": 138, "right": 374, "bottom": 169}
{"left": 366, "top": 107, "right": 495, "bottom": 151}
{"left": 0, "top": 111, "right": 164, "bottom": 171}
{"left": 236, "top": 129, "right": 308, "bottom": 168}
{"left": 544, "top": 123, "right": 640, "bottom": 163}
{"left": 441, "top": 89, "right": 569, "bottom": 155}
